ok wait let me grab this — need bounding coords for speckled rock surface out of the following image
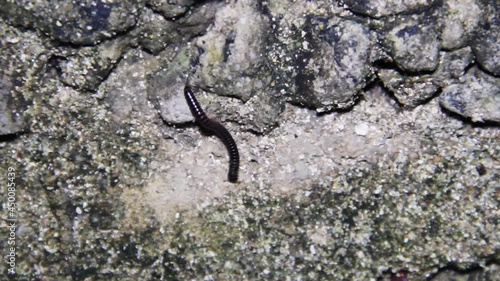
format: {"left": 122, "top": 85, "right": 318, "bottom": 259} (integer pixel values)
{"left": 0, "top": 20, "right": 47, "bottom": 135}
{"left": 0, "top": 0, "right": 499, "bottom": 280}
{"left": 263, "top": 0, "right": 374, "bottom": 113}
{"left": 440, "top": 0, "right": 482, "bottom": 50}
{"left": 135, "top": 8, "right": 181, "bottom": 55}
{"left": 440, "top": 67, "right": 500, "bottom": 123}
{"left": 470, "top": 0, "right": 499, "bottom": 76}
{"left": 147, "top": 47, "right": 192, "bottom": 124}
{"left": 378, "top": 47, "right": 474, "bottom": 107}
{"left": 380, "top": 15, "right": 440, "bottom": 73}
{"left": 148, "top": 0, "right": 195, "bottom": 19}
{"left": 98, "top": 48, "right": 160, "bottom": 124}
{"left": 0, "top": 0, "right": 141, "bottom": 45}
{"left": 343, "top": 0, "right": 436, "bottom": 18}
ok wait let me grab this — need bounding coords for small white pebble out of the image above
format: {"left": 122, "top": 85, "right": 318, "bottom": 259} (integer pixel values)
{"left": 310, "top": 244, "right": 316, "bottom": 255}
{"left": 354, "top": 122, "right": 369, "bottom": 136}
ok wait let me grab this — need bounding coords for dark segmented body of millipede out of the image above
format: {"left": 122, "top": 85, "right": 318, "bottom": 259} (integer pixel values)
{"left": 184, "top": 86, "right": 239, "bottom": 183}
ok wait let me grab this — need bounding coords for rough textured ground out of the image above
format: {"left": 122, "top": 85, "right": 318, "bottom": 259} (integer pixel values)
{"left": 0, "top": 0, "right": 498, "bottom": 280}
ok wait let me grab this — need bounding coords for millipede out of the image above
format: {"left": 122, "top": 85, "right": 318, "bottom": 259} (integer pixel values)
{"left": 184, "top": 85, "right": 239, "bottom": 183}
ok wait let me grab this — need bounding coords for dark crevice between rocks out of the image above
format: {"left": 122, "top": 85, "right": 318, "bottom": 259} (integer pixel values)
{"left": 462, "top": 62, "right": 479, "bottom": 76}
{"left": 222, "top": 30, "right": 236, "bottom": 63}
{"left": 42, "top": 15, "right": 139, "bottom": 49}
{"left": 368, "top": 79, "right": 406, "bottom": 112}
{"left": 148, "top": 4, "right": 182, "bottom": 21}
{"left": 314, "top": 95, "right": 364, "bottom": 116}
{"left": 46, "top": 54, "right": 67, "bottom": 78}
{"left": 373, "top": 59, "right": 437, "bottom": 77}
{"left": 378, "top": 269, "right": 408, "bottom": 281}
{"left": 170, "top": 0, "right": 224, "bottom": 21}
{"left": 145, "top": 2, "right": 186, "bottom": 22}
{"left": 287, "top": 19, "right": 319, "bottom": 109}
{"left": 0, "top": 133, "right": 20, "bottom": 142}
{"left": 472, "top": 61, "right": 500, "bottom": 79}
{"left": 403, "top": 87, "right": 442, "bottom": 109}
{"left": 345, "top": 0, "right": 443, "bottom": 20}
{"left": 426, "top": 256, "right": 500, "bottom": 280}
{"left": 256, "top": 0, "right": 272, "bottom": 16}
{"left": 439, "top": 106, "right": 500, "bottom": 128}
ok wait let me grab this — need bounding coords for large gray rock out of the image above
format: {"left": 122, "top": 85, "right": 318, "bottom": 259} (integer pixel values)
{"left": 189, "top": 0, "right": 283, "bottom": 133}
{"left": 0, "top": 0, "right": 141, "bottom": 45}
{"left": 0, "top": 83, "right": 24, "bottom": 135}
{"left": 264, "top": 0, "right": 374, "bottom": 112}
{"left": 0, "top": 21, "right": 47, "bottom": 135}
{"left": 471, "top": 1, "right": 500, "bottom": 76}
{"left": 380, "top": 15, "right": 440, "bottom": 72}
{"left": 288, "top": 18, "right": 373, "bottom": 112}
{"left": 57, "top": 38, "right": 132, "bottom": 91}
{"left": 379, "top": 47, "right": 474, "bottom": 107}
{"left": 440, "top": 67, "right": 500, "bottom": 123}
{"left": 440, "top": 0, "right": 482, "bottom": 50}
{"left": 191, "top": 0, "right": 271, "bottom": 101}
{"left": 148, "top": 0, "right": 196, "bottom": 19}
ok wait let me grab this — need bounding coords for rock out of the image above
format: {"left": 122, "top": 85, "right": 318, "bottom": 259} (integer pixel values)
{"left": 0, "top": 0, "right": 141, "bottom": 45}
{"left": 235, "top": 90, "right": 285, "bottom": 134}
{"left": 378, "top": 68, "right": 440, "bottom": 107}
{"left": 98, "top": 48, "right": 160, "bottom": 124}
{"left": 266, "top": 1, "right": 373, "bottom": 112}
{"left": 0, "top": 21, "right": 47, "bottom": 135}
{"left": 175, "top": 1, "right": 222, "bottom": 38}
{"left": 354, "top": 122, "right": 370, "bottom": 136}
{"left": 381, "top": 15, "right": 440, "bottom": 72}
{"left": 191, "top": 0, "right": 270, "bottom": 101}
{"left": 440, "top": 67, "right": 500, "bottom": 123}
{"left": 135, "top": 3, "right": 220, "bottom": 55}
{"left": 147, "top": 48, "right": 192, "bottom": 124}
{"left": 57, "top": 37, "right": 132, "bottom": 91}
{"left": 440, "top": 0, "right": 482, "bottom": 50}
{"left": 135, "top": 8, "right": 180, "bottom": 54}
{"left": 0, "top": 84, "right": 24, "bottom": 135}
{"left": 188, "top": 0, "right": 283, "bottom": 132}
{"left": 379, "top": 48, "right": 474, "bottom": 107}
{"left": 148, "top": 0, "right": 196, "bottom": 19}
{"left": 294, "top": 18, "right": 373, "bottom": 112}
{"left": 471, "top": 1, "right": 500, "bottom": 76}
